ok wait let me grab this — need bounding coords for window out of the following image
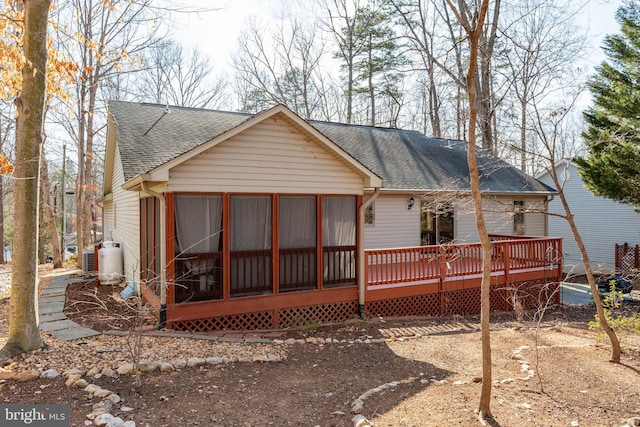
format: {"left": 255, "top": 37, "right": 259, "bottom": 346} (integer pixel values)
{"left": 514, "top": 200, "right": 525, "bottom": 235}
{"left": 420, "top": 201, "right": 454, "bottom": 245}
{"left": 364, "top": 203, "right": 375, "bottom": 225}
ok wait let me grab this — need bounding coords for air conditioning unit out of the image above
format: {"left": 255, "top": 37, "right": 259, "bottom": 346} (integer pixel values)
{"left": 82, "top": 250, "right": 96, "bottom": 273}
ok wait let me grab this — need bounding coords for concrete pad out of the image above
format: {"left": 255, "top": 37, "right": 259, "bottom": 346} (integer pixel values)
{"left": 52, "top": 327, "right": 100, "bottom": 341}
{"left": 40, "top": 319, "right": 80, "bottom": 332}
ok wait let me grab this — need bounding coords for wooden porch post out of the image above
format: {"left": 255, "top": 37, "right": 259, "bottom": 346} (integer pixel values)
{"left": 165, "top": 193, "right": 175, "bottom": 310}
{"left": 503, "top": 241, "right": 510, "bottom": 311}
{"left": 222, "top": 193, "right": 231, "bottom": 300}
{"left": 439, "top": 246, "right": 447, "bottom": 316}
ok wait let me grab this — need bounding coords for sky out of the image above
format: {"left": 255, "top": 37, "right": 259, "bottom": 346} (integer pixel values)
{"left": 167, "top": 0, "right": 624, "bottom": 76}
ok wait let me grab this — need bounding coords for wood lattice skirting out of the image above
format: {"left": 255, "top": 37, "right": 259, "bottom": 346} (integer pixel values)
{"left": 168, "top": 279, "right": 560, "bottom": 332}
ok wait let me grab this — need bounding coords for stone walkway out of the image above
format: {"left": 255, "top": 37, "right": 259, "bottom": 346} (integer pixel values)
{"left": 39, "top": 274, "right": 100, "bottom": 341}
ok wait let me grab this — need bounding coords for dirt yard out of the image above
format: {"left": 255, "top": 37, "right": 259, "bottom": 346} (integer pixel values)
{"left": 0, "top": 266, "right": 639, "bottom": 427}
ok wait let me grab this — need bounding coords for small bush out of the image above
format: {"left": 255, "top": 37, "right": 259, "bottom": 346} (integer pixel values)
{"left": 589, "top": 284, "right": 640, "bottom": 339}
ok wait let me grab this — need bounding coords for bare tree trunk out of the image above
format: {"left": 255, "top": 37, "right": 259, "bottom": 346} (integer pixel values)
{"left": 41, "top": 156, "right": 62, "bottom": 268}
{"left": 520, "top": 98, "right": 527, "bottom": 173}
{"left": 0, "top": 0, "right": 50, "bottom": 360}
{"left": 564, "top": 203, "right": 621, "bottom": 362}
{"left": 0, "top": 177, "right": 5, "bottom": 264}
{"left": 446, "top": 0, "right": 493, "bottom": 422}
{"left": 543, "top": 161, "right": 621, "bottom": 362}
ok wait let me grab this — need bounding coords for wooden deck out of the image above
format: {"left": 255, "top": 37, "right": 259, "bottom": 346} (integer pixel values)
{"left": 164, "top": 235, "right": 563, "bottom": 331}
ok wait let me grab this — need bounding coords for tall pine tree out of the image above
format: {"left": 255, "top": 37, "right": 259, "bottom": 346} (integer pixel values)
{"left": 577, "top": 1, "right": 640, "bottom": 205}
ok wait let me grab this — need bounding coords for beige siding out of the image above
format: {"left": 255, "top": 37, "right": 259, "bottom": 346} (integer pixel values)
{"left": 364, "top": 194, "right": 420, "bottom": 249}
{"left": 524, "top": 199, "right": 547, "bottom": 236}
{"left": 168, "top": 118, "right": 365, "bottom": 194}
{"left": 105, "top": 147, "right": 141, "bottom": 283}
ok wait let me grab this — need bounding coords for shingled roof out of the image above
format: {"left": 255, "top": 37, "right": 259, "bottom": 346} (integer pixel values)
{"left": 108, "top": 100, "right": 554, "bottom": 194}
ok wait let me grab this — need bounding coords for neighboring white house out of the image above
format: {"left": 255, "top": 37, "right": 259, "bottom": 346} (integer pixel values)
{"left": 538, "top": 160, "right": 640, "bottom": 274}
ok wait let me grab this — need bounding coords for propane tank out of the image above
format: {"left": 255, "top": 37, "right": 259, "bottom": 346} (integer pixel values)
{"left": 98, "top": 241, "right": 123, "bottom": 285}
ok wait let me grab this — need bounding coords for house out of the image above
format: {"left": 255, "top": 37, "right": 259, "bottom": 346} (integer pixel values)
{"left": 102, "top": 101, "right": 561, "bottom": 331}
{"left": 538, "top": 160, "right": 640, "bottom": 275}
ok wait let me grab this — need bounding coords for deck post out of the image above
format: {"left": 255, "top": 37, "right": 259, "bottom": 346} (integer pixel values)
{"left": 439, "top": 246, "right": 446, "bottom": 316}
{"left": 503, "top": 241, "right": 510, "bottom": 311}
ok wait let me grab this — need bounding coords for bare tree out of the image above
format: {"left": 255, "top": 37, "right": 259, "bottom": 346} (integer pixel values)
{"left": 390, "top": 0, "right": 500, "bottom": 151}
{"left": 0, "top": 0, "right": 50, "bottom": 360}
{"left": 51, "top": 0, "right": 163, "bottom": 266}
{"left": 233, "top": 18, "right": 326, "bottom": 119}
{"left": 134, "top": 39, "right": 227, "bottom": 109}
{"left": 445, "top": 0, "right": 493, "bottom": 422}
{"left": 325, "top": 0, "right": 362, "bottom": 123}
{"left": 530, "top": 94, "right": 621, "bottom": 363}
{"left": 498, "top": 0, "right": 586, "bottom": 174}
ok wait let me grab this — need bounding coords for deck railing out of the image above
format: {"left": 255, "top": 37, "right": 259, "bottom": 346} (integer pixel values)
{"left": 366, "top": 237, "right": 562, "bottom": 287}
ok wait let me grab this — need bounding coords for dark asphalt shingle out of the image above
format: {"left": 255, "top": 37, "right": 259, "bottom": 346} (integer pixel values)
{"left": 109, "top": 100, "right": 554, "bottom": 194}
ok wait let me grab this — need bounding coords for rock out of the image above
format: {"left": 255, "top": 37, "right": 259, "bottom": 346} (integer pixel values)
{"left": 15, "top": 370, "right": 40, "bottom": 382}
{"left": 137, "top": 359, "right": 157, "bottom": 372}
{"left": 157, "top": 361, "right": 174, "bottom": 372}
{"left": 116, "top": 363, "right": 134, "bottom": 375}
{"left": 95, "top": 413, "right": 125, "bottom": 426}
{"left": 284, "top": 338, "right": 297, "bottom": 345}
{"left": 624, "top": 417, "right": 640, "bottom": 427}
{"left": 90, "top": 411, "right": 108, "bottom": 422}
{"left": 101, "top": 368, "right": 117, "bottom": 378}
{"left": 171, "top": 359, "right": 187, "bottom": 369}
{"left": 74, "top": 379, "right": 90, "bottom": 388}
{"left": 93, "top": 399, "right": 113, "bottom": 412}
{"left": 331, "top": 411, "right": 345, "bottom": 416}
{"left": 90, "top": 400, "right": 112, "bottom": 417}
{"left": 65, "top": 368, "right": 86, "bottom": 377}
{"left": 94, "top": 388, "right": 113, "bottom": 398}
{"left": 252, "top": 355, "right": 270, "bottom": 362}
{"left": 187, "top": 357, "right": 205, "bottom": 367}
{"left": 40, "top": 369, "right": 61, "bottom": 378}
{"left": 352, "top": 414, "right": 372, "bottom": 427}
{"left": 106, "top": 394, "right": 121, "bottom": 405}
{"left": 66, "top": 374, "right": 83, "bottom": 387}
{"left": 120, "top": 406, "right": 134, "bottom": 412}
{"left": 0, "top": 371, "right": 15, "bottom": 380}
{"left": 84, "top": 384, "right": 101, "bottom": 394}
{"left": 351, "top": 399, "right": 364, "bottom": 414}
{"left": 205, "top": 357, "right": 224, "bottom": 365}
{"left": 122, "top": 421, "right": 136, "bottom": 427}
{"left": 87, "top": 367, "right": 101, "bottom": 377}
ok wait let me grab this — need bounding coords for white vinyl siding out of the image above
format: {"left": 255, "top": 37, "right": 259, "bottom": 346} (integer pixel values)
{"left": 168, "top": 119, "right": 365, "bottom": 194}
{"left": 540, "top": 162, "right": 640, "bottom": 274}
{"left": 364, "top": 195, "right": 420, "bottom": 249}
{"left": 106, "top": 147, "right": 141, "bottom": 283}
